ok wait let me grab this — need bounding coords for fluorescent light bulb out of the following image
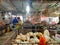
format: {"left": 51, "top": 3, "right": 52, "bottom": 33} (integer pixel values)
{"left": 26, "top": 5, "right": 30, "bottom": 13}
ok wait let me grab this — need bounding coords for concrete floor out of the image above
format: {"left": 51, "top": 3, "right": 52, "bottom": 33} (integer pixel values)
{"left": 0, "top": 31, "right": 13, "bottom": 45}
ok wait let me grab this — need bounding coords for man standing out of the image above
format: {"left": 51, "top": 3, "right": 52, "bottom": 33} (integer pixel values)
{"left": 13, "top": 17, "right": 18, "bottom": 29}
{"left": 13, "top": 17, "right": 18, "bottom": 25}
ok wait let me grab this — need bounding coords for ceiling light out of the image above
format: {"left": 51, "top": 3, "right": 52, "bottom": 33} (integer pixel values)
{"left": 26, "top": 5, "right": 30, "bottom": 13}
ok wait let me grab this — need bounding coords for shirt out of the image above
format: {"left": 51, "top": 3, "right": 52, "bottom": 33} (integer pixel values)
{"left": 13, "top": 18, "right": 18, "bottom": 25}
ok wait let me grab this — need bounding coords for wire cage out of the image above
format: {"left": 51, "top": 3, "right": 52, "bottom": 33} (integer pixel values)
{"left": 2, "top": 27, "right": 60, "bottom": 45}
{"left": 3, "top": 42, "right": 60, "bottom": 45}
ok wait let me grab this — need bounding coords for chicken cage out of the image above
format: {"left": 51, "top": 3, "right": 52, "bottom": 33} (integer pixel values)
{"left": 2, "top": 39, "right": 60, "bottom": 45}
{"left": 2, "top": 24, "right": 60, "bottom": 45}
{"left": 2, "top": 28, "right": 60, "bottom": 45}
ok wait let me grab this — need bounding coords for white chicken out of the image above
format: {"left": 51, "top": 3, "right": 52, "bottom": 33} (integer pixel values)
{"left": 44, "top": 29, "right": 51, "bottom": 41}
{"left": 44, "top": 29, "right": 50, "bottom": 36}
{"left": 16, "top": 35, "right": 21, "bottom": 39}
{"left": 34, "top": 33, "right": 39, "bottom": 43}
{"left": 15, "top": 38, "right": 21, "bottom": 43}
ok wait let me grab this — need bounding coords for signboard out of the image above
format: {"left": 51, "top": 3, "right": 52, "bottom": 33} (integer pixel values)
{"left": 41, "top": 15, "right": 59, "bottom": 25}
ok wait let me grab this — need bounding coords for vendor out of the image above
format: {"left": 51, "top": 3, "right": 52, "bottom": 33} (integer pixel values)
{"left": 16, "top": 17, "right": 22, "bottom": 29}
{"left": 12, "top": 17, "right": 18, "bottom": 29}
{"left": 17, "top": 17, "right": 22, "bottom": 25}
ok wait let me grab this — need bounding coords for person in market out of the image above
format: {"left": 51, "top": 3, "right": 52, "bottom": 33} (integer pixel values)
{"left": 2, "top": 18, "right": 6, "bottom": 25}
{"left": 31, "top": 19, "right": 35, "bottom": 33}
{"left": 12, "top": 17, "right": 18, "bottom": 30}
{"left": 17, "top": 17, "right": 22, "bottom": 26}
{"left": 17, "top": 17, "right": 22, "bottom": 34}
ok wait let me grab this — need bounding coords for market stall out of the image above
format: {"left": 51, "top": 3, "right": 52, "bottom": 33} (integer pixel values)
{"left": 0, "top": 0, "right": 60, "bottom": 45}
{"left": 1, "top": 28, "right": 59, "bottom": 45}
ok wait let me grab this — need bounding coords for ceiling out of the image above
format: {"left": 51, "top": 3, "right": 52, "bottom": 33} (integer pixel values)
{"left": 0, "top": 0, "right": 60, "bottom": 14}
